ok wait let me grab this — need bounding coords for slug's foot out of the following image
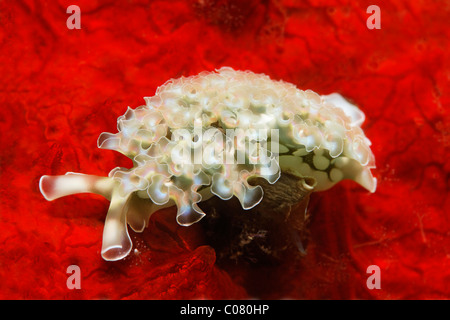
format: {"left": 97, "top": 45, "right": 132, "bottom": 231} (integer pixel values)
{"left": 198, "top": 173, "right": 315, "bottom": 266}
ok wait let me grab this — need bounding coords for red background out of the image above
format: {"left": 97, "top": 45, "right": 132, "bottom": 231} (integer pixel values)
{"left": 0, "top": 0, "right": 448, "bottom": 299}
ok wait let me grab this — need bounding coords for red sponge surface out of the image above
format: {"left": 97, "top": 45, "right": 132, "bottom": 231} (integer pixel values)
{"left": 0, "top": 0, "right": 448, "bottom": 299}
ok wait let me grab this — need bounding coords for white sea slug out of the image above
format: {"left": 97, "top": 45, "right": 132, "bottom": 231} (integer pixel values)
{"left": 39, "top": 67, "right": 376, "bottom": 261}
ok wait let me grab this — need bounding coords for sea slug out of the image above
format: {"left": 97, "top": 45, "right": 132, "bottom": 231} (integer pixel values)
{"left": 39, "top": 67, "right": 376, "bottom": 261}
